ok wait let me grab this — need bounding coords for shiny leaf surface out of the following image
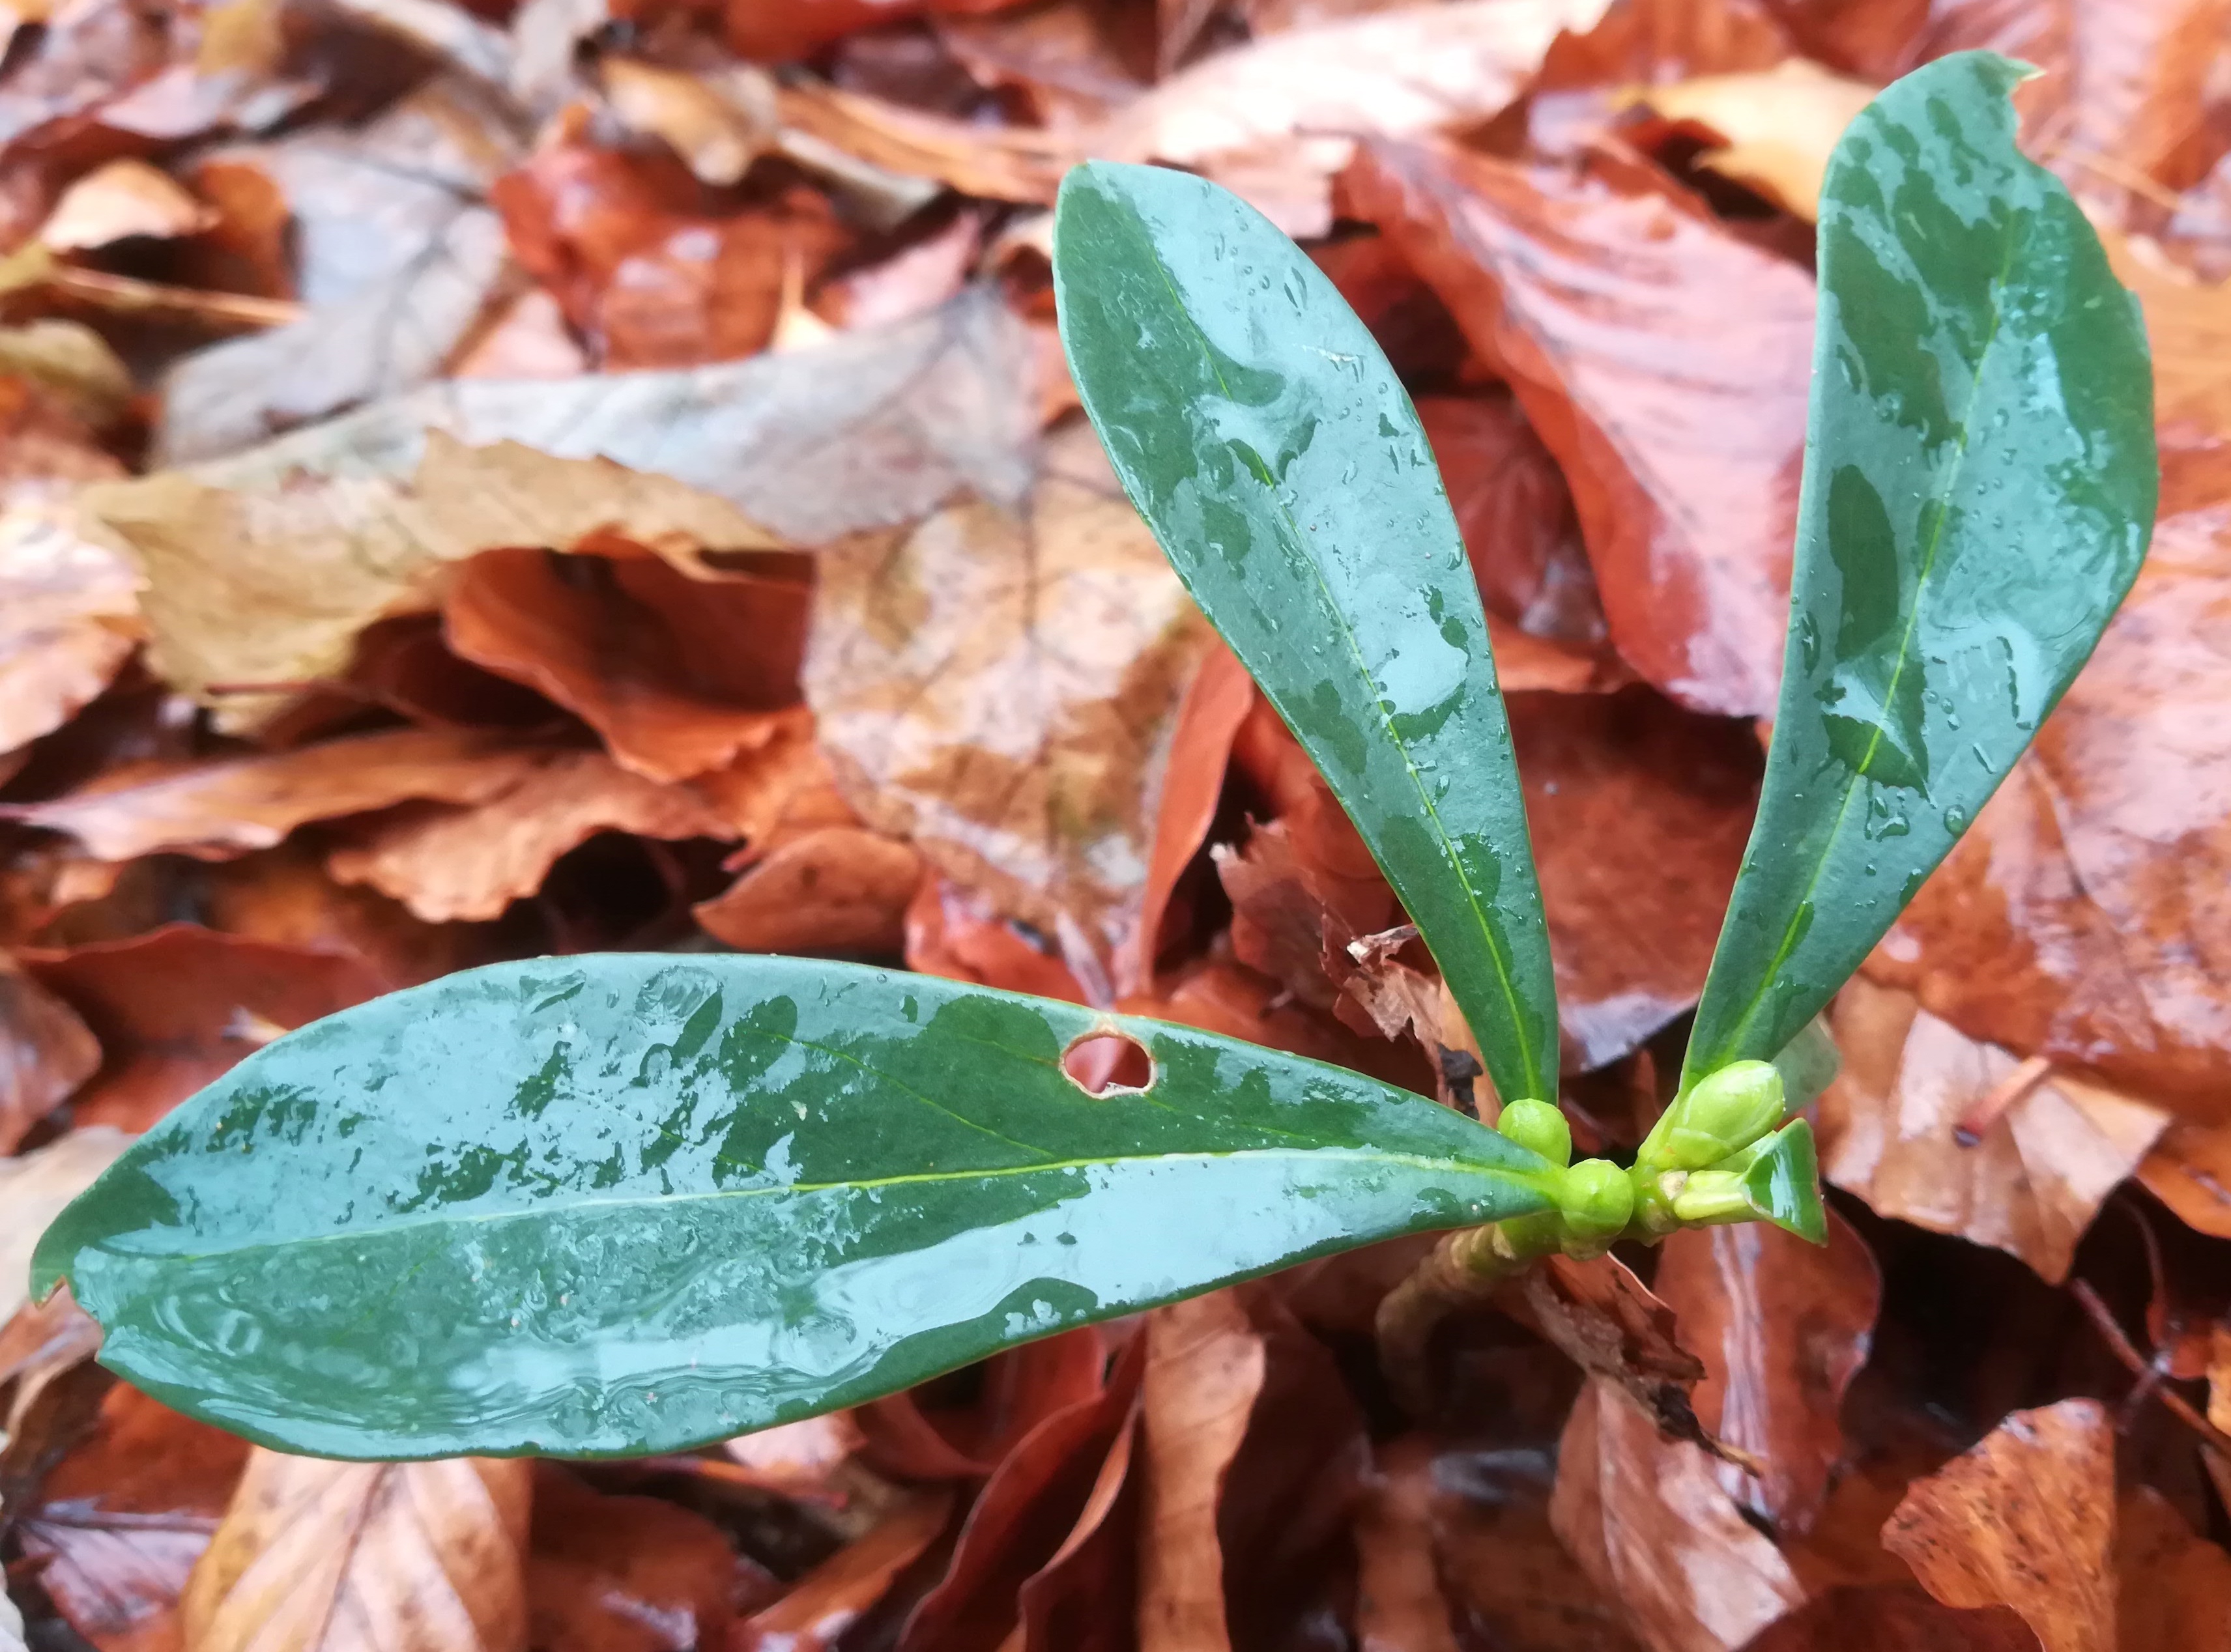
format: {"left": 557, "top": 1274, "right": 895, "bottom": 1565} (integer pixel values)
{"left": 31, "top": 955, "right": 1555, "bottom": 1461}
{"left": 1054, "top": 160, "right": 1559, "bottom": 1106}
{"left": 1683, "top": 52, "right": 2157, "bottom": 1087}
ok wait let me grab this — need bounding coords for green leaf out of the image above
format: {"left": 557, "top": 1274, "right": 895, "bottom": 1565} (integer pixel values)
{"left": 33, "top": 955, "right": 1555, "bottom": 1461}
{"left": 1684, "top": 51, "right": 2156, "bottom": 1086}
{"left": 1739, "top": 1120, "right": 1827, "bottom": 1246}
{"left": 1053, "top": 160, "right": 1559, "bottom": 1107}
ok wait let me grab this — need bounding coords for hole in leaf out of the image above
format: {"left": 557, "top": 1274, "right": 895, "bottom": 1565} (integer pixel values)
{"left": 1062, "top": 1032, "right": 1153, "bottom": 1095}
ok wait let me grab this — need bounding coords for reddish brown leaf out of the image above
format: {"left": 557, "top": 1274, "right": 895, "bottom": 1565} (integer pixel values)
{"left": 1734, "top": 1584, "right": 2037, "bottom": 1652}
{"left": 722, "top": 1414, "right": 867, "bottom": 1500}
{"left": 1819, "top": 979, "right": 2171, "bottom": 1283}
{"left": 1552, "top": 1376, "right": 1809, "bottom": 1652}
{"left": 683, "top": 709, "right": 858, "bottom": 849}
{"left": 1501, "top": 1252, "right": 1718, "bottom": 1459}
{"left": 858, "top": 1328, "right": 1108, "bottom": 1481}
{"left": 1014, "top": 1390, "right": 1142, "bottom": 1652}
{"left": 1353, "top": 1436, "right": 1461, "bottom": 1652}
{"left": 693, "top": 827, "right": 921, "bottom": 956}
{"left": 1347, "top": 137, "right": 1811, "bottom": 717}
{"left": 0, "top": 959, "right": 100, "bottom": 1152}
{"left": 195, "top": 845, "right": 498, "bottom": 992}
{"left": 1654, "top": 1208, "right": 1882, "bottom": 1535}
{"left": 22, "top": 925, "right": 384, "bottom": 1131}
{"left": 733, "top": 1493, "right": 953, "bottom": 1652}
{"left": 2138, "top": 1120, "right": 2231, "bottom": 1238}
{"left": 0, "top": 496, "right": 139, "bottom": 754}
{"left": 1881, "top": 1399, "right": 2116, "bottom": 1652}
{"left": 527, "top": 1464, "right": 741, "bottom": 1652}
{"left": 15, "top": 1384, "right": 252, "bottom": 1652}
{"left": 2114, "top": 1486, "right": 2231, "bottom": 1652}
{"left": 324, "top": 750, "right": 731, "bottom": 923}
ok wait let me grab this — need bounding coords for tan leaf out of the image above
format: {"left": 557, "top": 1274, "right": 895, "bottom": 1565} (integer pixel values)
{"left": 776, "top": 81, "right": 1076, "bottom": 206}
{"left": 805, "top": 420, "right": 1214, "bottom": 968}
{"left": 2138, "top": 1119, "right": 2231, "bottom": 1238}
{"left": 693, "top": 827, "right": 921, "bottom": 956}
{"left": 1552, "top": 1377, "right": 1808, "bottom": 1652}
{"left": 0, "top": 1128, "right": 131, "bottom": 1328}
{"left": 327, "top": 749, "right": 730, "bottom": 922}
{"left": 2, "top": 729, "right": 552, "bottom": 862}
{"left": 39, "top": 158, "right": 216, "bottom": 250}
{"left": 600, "top": 57, "right": 775, "bottom": 187}
{"left": 1137, "top": 1290, "right": 1266, "bottom": 1652}
{"left": 2115, "top": 1486, "right": 2231, "bottom": 1652}
{"left": 0, "top": 499, "right": 140, "bottom": 754}
{"left": 182, "top": 1450, "right": 531, "bottom": 1652}
{"left": 1819, "top": 978, "right": 2171, "bottom": 1283}
{"left": 1353, "top": 1437, "right": 1461, "bottom": 1652}
{"left": 1629, "top": 61, "right": 1880, "bottom": 221}
{"left": 0, "top": 960, "right": 99, "bottom": 1153}
{"left": 1098, "top": 0, "right": 1617, "bottom": 236}
{"left": 1882, "top": 1399, "right": 2116, "bottom": 1652}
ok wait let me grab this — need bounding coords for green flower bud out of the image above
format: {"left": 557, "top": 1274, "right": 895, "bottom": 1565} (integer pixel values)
{"left": 1495, "top": 1097, "right": 1572, "bottom": 1167}
{"left": 1667, "top": 1169, "right": 1753, "bottom": 1225}
{"left": 1557, "top": 1158, "right": 1634, "bottom": 1242}
{"left": 1641, "top": 1060, "right": 1786, "bottom": 1173}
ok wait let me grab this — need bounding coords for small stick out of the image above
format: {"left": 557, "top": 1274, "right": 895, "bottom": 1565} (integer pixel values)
{"left": 2071, "top": 1279, "right": 2231, "bottom": 1457}
{"left": 1953, "top": 1054, "right": 2052, "bottom": 1146}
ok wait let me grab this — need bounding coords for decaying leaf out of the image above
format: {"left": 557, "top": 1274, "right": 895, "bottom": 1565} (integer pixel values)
{"left": 0, "top": 960, "right": 99, "bottom": 1152}
{"left": 182, "top": 1450, "right": 532, "bottom": 1652}
{"left": 526, "top": 1465, "right": 744, "bottom": 1652}
{"left": 1882, "top": 1399, "right": 2116, "bottom": 1652}
{"left": 693, "top": 827, "right": 921, "bottom": 956}
{"left": 0, "top": 491, "right": 141, "bottom": 754}
{"left": 1820, "top": 978, "right": 2172, "bottom": 1283}
{"left": 2139, "top": 1119, "right": 2231, "bottom": 1238}
{"left": 734, "top": 1494, "right": 953, "bottom": 1652}
{"left": 2116, "top": 1485, "right": 2231, "bottom": 1652}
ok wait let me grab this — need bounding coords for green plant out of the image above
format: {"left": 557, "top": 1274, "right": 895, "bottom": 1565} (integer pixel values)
{"left": 29, "top": 50, "right": 2153, "bottom": 1462}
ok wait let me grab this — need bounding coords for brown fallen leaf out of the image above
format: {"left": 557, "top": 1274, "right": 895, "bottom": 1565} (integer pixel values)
{"left": 442, "top": 548, "right": 807, "bottom": 783}
{"left": 0, "top": 1127, "right": 130, "bottom": 1326}
{"left": 1820, "top": 978, "right": 2172, "bottom": 1283}
{"left": 598, "top": 57, "right": 777, "bottom": 188}
{"left": 22, "top": 925, "right": 384, "bottom": 1130}
{"left": 0, "top": 318, "right": 137, "bottom": 430}
{"left": 693, "top": 827, "right": 921, "bottom": 956}
{"left": 2138, "top": 1119, "right": 2231, "bottom": 1238}
{"left": 805, "top": 420, "right": 1214, "bottom": 973}
{"left": 1554, "top": 1376, "right": 1809, "bottom": 1652}
{"left": 776, "top": 81, "right": 1077, "bottom": 205}
{"left": 1347, "top": 137, "right": 1811, "bottom": 717}
{"left": 182, "top": 1450, "right": 531, "bottom": 1652}
{"left": 723, "top": 1412, "right": 866, "bottom": 1498}
{"left": 0, "top": 959, "right": 100, "bottom": 1152}
{"left": 1654, "top": 1208, "right": 1882, "bottom": 1535}
{"left": 1500, "top": 1252, "right": 1720, "bottom": 1458}
{"left": 859, "top": 1328, "right": 1108, "bottom": 1483}
{"left": 326, "top": 748, "right": 731, "bottom": 922}
{"left": 2114, "top": 1485, "right": 2231, "bottom": 1652}
{"left": 1136, "top": 1290, "right": 1265, "bottom": 1652}
{"left": 526, "top": 1464, "right": 741, "bottom": 1652}
{"left": 1, "top": 729, "right": 551, "bottom": 862}
{"left": 1733, "top": 1584, "right": 2037, "bottom": 1652}
{"left": 0, "top": 498, "right": 141, "bottom": 754}
{"left": 1353, "top": 1436, "right": 1461, "bottom": 1652}
{"left": 14, "top": 1384, "right": 253, "bottom": 1652}
{"left": 39, "top": 157, "right": 215, "bottom": 249}
{"left": 1628, "top": 60, "right": 1879, "bottom": 220}
{"left": 733, "top": 1492, "right": 953, "bottom": 1652}
{"left": 1097, "top": 0, "right": 1617, "bottom": 236}
{"left": 1881, "top": 1399, "right": 2115, "bottom": 1652}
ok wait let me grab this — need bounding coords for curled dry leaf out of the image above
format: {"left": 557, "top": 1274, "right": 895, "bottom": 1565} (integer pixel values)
{"left": 1821, "top": 977, "right": 2172, "bottom": 1283}
{"left": 1552, "top": 1376, "right": 1809, "bottom": 1652}
{"left": 1, "top": 729, "right": 552, "bottom": 862}
{"left": 22, "top": 924, "right": 384, "bottom": 1131}
{"left": 693, "top": 827, "right": 923, "bottom": 956}
{"left": 805, "top": 421, "right": 1214, "bottom": 971}
{"left": 734, "top": 1492, "right": 953, "bottom": 1652}
{"left": 182, "top": 1450, "right": 531, "bottom": 1652}
{"left": 598, "top": 57, "right": 777, "bottom": 188}
{"left": 1499, "top": 1252, "right": 1718, "bottom": 1458}
{"left": 1628, "top": 61, "right": 1880, "bottom": 221}
{"left": 859, "top": 1329, "right": 1108, "bottom": 1484}
{"left": 1653, "top": 1208, "right": 1881, "bottom": 1535}
{"left": 0, "top": 960, "right": 100, "bottom": 1152}
{"left": 1347, "top": 138, "right": 1811, "bottom": 717}
{"left": 1881, "top": 1399, "right": 2116, "bottom": 1652}
{"left": 326, "top": 748, "right": 730, "bottom": 922}
{"left": 527, "top": 1464, "right": 743, "bottom": 1652}
{"left": 0, "top": 479, "right": 139, "bottom": 756}
{"left": 1098, "top": 0, "right": 1617, "bottom": 236}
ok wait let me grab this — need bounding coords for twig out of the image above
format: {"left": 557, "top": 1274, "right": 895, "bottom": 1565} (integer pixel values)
{"left": 1954, "top": 1054, "right": 2052, "bottom": 1146}
{"left": 2070, "top": 1279, "right": 2231, "bottom": 1456}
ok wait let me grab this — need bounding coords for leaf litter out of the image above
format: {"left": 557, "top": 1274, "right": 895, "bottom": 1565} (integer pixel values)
{"left": 3, "top": 1, "right": 2231, "bottom": 1649}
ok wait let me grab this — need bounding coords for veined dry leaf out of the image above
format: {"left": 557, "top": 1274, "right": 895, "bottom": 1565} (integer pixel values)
{"left": 1629, "top": 59, "right": 1879, "bottom": 220}
{"left": 76, "top": 289, "right": 1032, "bottom": 732}
{"left": 1136, "top": 1289, "right": 1264, "bottom": 1652}
{"left": 734, "top": 1494, "right": 953, "bottom": 1652}
{"left": 1, "top": 729, "right": 551, "bottom": 862}
{"left": 1500, "top": 1252, "right": 1714, "bottom": 1453}
{"left": 38, "top": 156, "right": 214, "bottom": 248}
{"left": 693, "top": 827, "right": 921, "bottom": 956}
{"left": 0, "top": 500, "right": 140, "bottom": 753}
{"left": 2115, "top": 1486, "right": 2231, "bottom": 1652}
{"left": 0, "top": 961, "right": 99, "bottom": 1152}
{"left": 326, "top": 748, "right": 730, "bottom": 922}
{"left": 1881, "top": 1399, "right": 2115, "bottom": 1652}
{"left": 804, "top": 420, "right": 1215, "bottom": 970}
{"left": 1097, "top": 0, "right": 1617, "bottom": 236}
{"left": 182, "top": 1449, "right": 531, "bottom": 1652}
{"left": 1348, "top": 138, "right": 1810, "bottom": 717}
{"left": 682, "top": 707, "right": 856, "bottom": 846}
{"left": 527, "top": 1464, "right": 742, "bottom": 1652}
{"left": 1653, "top": 1209, "right": 1880, "bottom": 1535}
{"left": 0, "top": 1128, "right": 130, "bottom": 1326}
{"left": 1819, "top": 978, "right": 2170, "bottom": 1283}
{"left": 1552, "top": 1376, "right": 1809, "bottom": 1652}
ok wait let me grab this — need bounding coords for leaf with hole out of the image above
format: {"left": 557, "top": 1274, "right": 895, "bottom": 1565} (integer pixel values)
{"left": 1682, "top": 51, "right": 2157, "bottom": 1087}
{"left": 31, "top": 955, "right": 1557, "bottom": 1460}
{"left": 1053, "top": 159, "right": 1558, "bottom": 1109}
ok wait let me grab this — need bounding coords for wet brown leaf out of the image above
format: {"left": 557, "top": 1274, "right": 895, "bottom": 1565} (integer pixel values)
{"left": 1501, "top": 1252, "right": 1717, "bottom": 1455}
{"left": 733, "top": 1492, "right": 953, "bottom": 1652}
{"left": 1881, "top": 1399, "right": 2114, "bottom": 1652}
{"left": 0, "top": 500, "right": 141, "bottom": 753}
{"left": 182, "top": 1451, "right": 531, "bottom": 1652}
{"left": 1347, "top": 137, "right": 1811, "bottom": 717}
{"left": 1733, "top": 1584, "right": 2037, "bottom": 1652}
{"left": 526, "top": 1464, "right": 741, "bottom": 1652}
{"left": 693, "top": 827, "right": 921, "bottom": 956}
{"left": 1821, "top": 978, "right": 2172, "bottom": 1283}
{"left": 805, "top": 420, "right": 1214, "bottom": 972}
{"left": 0, "top": 959, "right": 100, "bottom": 1152}
{"left": 1553, "top": 1376, "right": 1809, "bottom": 1652}
{"left": 1353, "top": 1436, "right": 1461, "bottom": 1652}
{"left": 2114, "top": 1485, "right": 2231, "bottom": 1652}
{"left": 2138, "top": 1119, "right": 2231, "bottom": 1238}
{"left": 1123, "top": 640, "right": 1252, "bottom": 995}
{"left": 1654, "top": 1209, "right": 1882, "bottom": 1535}
{"left": 324, "top": 748, "right": 730, "bottom": 922}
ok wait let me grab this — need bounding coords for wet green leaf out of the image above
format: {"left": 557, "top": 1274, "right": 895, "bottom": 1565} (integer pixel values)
{"left": 32, "top": 955, "right": 1555, "bottom": 1460}
{"left": 1740, "top": 1120, "right": 1826, "bottom": 1245}
{"left": 1053, "top": 160, "right": 1559, "bottom": 1107}
{"left": 1684, "top": 51, "right": 2155, "bottom": 1086}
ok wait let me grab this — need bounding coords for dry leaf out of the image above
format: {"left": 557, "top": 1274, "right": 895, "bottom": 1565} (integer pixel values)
{"left": 0, "top": 960, "right": 100, "bottom": 1152}
{"left": 2138, "top": 1118, "right": 2231, "bottom": 1238}
{"left": 1501, "top": 1252, "right": 1717, "bottom": 1455}
{"left": 1734, "top": 1584, "right": 2037, "bottom": 1652}
{"left": 1881, "top": 1399, "right": 2116, "bottom": 1652}
{"left": 1552, "top": 1376, "right": 1809, "bottom": 1652}
{"left": 2, "top": 730, "right": 553, "bottom": 862}
{"left": 1353, "top": 1436, "right": 1461, "bottom": 1652}
{"left": 777, "top": 81, "right": 1077, "bottom": 205}
{"left": 182, "top": 1451, "right": 531, "bottom": 1652}
{"left": 326, "top": 748, "right": 730, "bottom": 922}
{"left": 0, "top": 319, "right": 136, "bottom": 429}
{"left": 723, "top": 1414, "right": 866, "bottom": 1496}
{"left": 693, "top": 827, "right": 921, "bottom": 955}
{"left": 39, "top": 157, "right": 214, "bottom": 249}
{"left": 1630, "top": 60, "right": 1879, "bottom": 220}
{"left": 527, "top": 1464, "right": 743, "bottom": 1652}
{"left": 599, "top": 57, "right": 776, "bottom": 188}
{"left": 734, "top": 1493, "right": 953, "bottom": 1652}
{"left": 1821, "top": 978, "right": 2171, "bottom": 1283}
{"left": 1349, "top": 137, "right": 1810, "bottom": 717}
{"left": 0, "top": 1127, "right": 131, "bottom": 1326}
{"left": 805, "top": 420, "right": 1214, "bottom": 971}
{"left": 2114, "top": 1485, "right": 2231, "bottom": 1652}
{"left": 0, "top": 497, "right": 139, "bottom": 754}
